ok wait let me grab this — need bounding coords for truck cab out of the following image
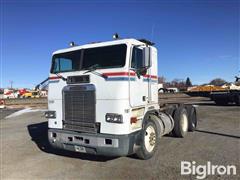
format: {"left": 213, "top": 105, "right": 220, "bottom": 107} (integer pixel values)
{"left": 46, "top": 37, "right": 197, "bottom": 159}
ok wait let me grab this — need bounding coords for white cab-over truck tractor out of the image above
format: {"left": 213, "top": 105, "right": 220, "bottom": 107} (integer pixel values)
{"left": 45, "top": 37, "right": 197, "bottom": 159}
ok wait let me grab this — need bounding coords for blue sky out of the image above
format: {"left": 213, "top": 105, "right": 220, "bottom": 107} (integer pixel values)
{"left": 1, "top": 0, "right": 239, "bottom": 88}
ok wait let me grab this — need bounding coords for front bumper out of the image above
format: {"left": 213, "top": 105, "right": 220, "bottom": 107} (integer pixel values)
{"left": 48, "top": 129, "right": 140, "bottom": 156}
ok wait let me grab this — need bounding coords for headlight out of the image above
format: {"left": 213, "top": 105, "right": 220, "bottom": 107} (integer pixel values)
{"left": 45, "top": 111, "right": 56, "bottom": 119}
{"left": 105, "top": 113, "right": 123, "bottom": 123}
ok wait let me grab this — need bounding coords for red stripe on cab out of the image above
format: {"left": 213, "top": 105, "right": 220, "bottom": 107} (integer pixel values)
{"left": 103, "top": 72, "right": 136, "bottom": 77}
{"left": 143, "top": 75, "right": 158, "bottom": 79}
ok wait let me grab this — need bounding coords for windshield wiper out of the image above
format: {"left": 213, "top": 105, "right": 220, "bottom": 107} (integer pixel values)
{"left": 54, "top": 72, "right": 67, "bottom": 81}
{"left": 83, "top": 64, "right": 107, "bottom": 79}
{"left": 83, "top": 64, "right": 100, "bottom": 74}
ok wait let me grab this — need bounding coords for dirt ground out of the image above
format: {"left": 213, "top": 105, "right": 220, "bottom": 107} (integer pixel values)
{"left": 0, "top": 100, "right": 239, "bottom": 179}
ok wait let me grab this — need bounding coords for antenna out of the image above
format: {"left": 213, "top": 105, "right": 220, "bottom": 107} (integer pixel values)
{"left": 150, "top": 23, "right": 155, "bottom": 43}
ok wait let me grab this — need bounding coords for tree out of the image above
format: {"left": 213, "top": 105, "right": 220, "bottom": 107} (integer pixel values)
{"left": 209, "top": 78, "right": 227, "bottom": 86}
{"left": 158, "top": 76, "right": 166, "bottom": 84}
{"left": 186, "top": 77, "right": 192, "bottom": 87}
{"left": 169, "top": 79, "right": 186, "bottom": 90}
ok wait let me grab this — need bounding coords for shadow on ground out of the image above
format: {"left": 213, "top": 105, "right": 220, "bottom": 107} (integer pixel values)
{"left": 195, "top": 129, "right": 240, "bottom": 139}
{"left": 27, "top": 121, "right": 117, "bottom": 162}
{"left": 194, "top": 101, "right": 238, "bottom": 107}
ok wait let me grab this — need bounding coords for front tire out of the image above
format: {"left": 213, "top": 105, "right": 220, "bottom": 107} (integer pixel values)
{"left": 172, "top": 106, "right": 189, "bottom": 137}
{"left": 136, "top": 120, "right": 158, "bottom": 160}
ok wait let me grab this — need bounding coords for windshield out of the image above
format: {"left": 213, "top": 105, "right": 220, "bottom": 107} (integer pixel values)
{"left": 51, "top": 44, "right": 127, "bottom": 73}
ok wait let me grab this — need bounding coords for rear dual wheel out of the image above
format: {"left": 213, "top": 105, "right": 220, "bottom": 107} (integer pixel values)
{"left": 185, "top": 105, "right": 197, "bottom": 132}
{"left": 172, "top": 106, "right": 189, "bottom": 137}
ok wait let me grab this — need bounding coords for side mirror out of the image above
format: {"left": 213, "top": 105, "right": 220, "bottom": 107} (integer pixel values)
{"left": 136, "top": 47, "right": 151, "bottom": 76}
{"left": 142, "top": 47, "right": 151, "bottom": 68}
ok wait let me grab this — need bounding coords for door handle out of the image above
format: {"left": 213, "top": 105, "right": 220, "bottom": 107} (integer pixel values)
{"left": 142, "top": 96, "right": 147, "bottom": 101}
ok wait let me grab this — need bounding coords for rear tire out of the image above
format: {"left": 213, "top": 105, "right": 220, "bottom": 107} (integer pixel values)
{"left": 164, "top": 106, "right": 175, "bottom": 117}
{"left": 172, "top": 106, "right": 189, "bottom": 137}
{"left": 185, "top": 105, "right": 197, "bottom": 132}
{"left": 136, "top": 119, "right": 159, "bottom": 160}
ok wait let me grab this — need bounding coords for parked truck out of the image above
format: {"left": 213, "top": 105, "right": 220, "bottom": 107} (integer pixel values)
{"left": 22, "top": 90, "right": 40, "bottom": 98}
{"left": 45, "top": 37, "right": 197, "bottom": 159}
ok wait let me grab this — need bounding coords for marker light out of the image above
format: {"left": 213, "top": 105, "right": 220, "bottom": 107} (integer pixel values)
{"left": 113, "top": 33, "right": 119, "bottom": 40}
{"left": 130, "top": 117, "right": 138, "bottom": 124}
{"left": 69, "top": 41, "right": 75, "bottom": 47}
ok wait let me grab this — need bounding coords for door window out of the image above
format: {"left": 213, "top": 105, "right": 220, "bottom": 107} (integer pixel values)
{"left": 131, "top": 47, "right": 143, "bottom": 69}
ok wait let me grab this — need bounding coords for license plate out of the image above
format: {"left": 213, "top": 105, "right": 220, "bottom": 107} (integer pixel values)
{"left": 74, "top": 145, "right": 86, "bottom": 153}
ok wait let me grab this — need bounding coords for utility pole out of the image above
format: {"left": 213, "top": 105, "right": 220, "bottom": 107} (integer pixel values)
{"left": 9, "top": 80, "right": 13, "bottom": 89}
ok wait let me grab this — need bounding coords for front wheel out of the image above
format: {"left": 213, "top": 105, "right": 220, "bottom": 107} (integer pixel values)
{"left": 136, "top": 120, "right": 159, "bottom": 160}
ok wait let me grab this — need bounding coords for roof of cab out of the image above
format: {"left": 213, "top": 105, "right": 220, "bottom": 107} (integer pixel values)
{"left": 52, "top": 38, "right": 147, "bottom": 55}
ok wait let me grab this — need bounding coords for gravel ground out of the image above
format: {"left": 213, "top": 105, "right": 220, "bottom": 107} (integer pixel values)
{"left": 0, "top": 102, "right": 239, "bottom": 179}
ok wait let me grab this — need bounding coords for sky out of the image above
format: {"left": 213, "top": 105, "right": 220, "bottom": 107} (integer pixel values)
{"left": 0, "top": 0, "right": 239, "bottom": 88}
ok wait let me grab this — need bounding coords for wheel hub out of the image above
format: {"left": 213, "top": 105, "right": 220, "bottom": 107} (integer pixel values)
{"left": 149, "top": 132, "right": 156, "bottom": 146}
{"left": 144, "top": 125, "right": 156, "bottom": 152}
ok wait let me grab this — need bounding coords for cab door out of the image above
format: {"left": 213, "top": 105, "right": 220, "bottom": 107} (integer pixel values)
{"left": 129, "top": 46, "right": 149, "bottom": 107}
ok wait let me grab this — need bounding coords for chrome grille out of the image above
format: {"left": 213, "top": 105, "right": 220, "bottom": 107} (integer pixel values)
{"left": 63, "top": 84, "right": 97, "bottom": 133}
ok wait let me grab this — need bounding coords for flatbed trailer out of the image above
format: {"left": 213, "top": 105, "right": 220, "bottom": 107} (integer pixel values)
{"left": 210, "top": 90, "right": 240, "bottom": 105}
